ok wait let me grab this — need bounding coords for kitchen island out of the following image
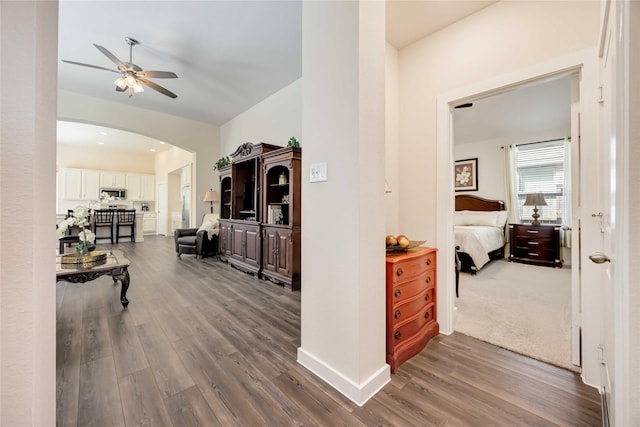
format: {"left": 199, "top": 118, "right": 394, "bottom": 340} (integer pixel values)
{"left": 56, "top": 210, "right": 147, "bottom": 245}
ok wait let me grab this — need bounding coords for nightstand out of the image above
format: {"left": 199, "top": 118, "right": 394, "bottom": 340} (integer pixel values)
{"left": 509, "top": 223, "right": 562, "bottom": 268}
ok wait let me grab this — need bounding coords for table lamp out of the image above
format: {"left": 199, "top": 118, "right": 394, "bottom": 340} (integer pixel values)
{"left": 524, "top": 192, "right": 547, "bottom": 225}
{"left": 202, "top": 189, "right": 219, "bottom": 214}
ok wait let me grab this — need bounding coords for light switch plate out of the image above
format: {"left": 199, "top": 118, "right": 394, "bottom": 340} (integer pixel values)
{"left": 310, "top": 162, "right": 327, "bottom": 182}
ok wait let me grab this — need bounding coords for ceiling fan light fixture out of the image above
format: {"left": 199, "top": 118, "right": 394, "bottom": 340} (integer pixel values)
{"left": 114, "top": 76, "right": 127, "bottom": 89}
{"left": 125, "top": 74, "right": 137, "bottom": 88}
{"left": 132, "top": 83, "right": 144, "bottom": 93}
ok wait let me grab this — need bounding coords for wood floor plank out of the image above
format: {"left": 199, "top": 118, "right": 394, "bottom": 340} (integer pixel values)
{"left": 80, "top": 307, "right": 112, "bottom": 364}
{"left": 77, "top": 357, "right": 125, "bottom": 426}
{"left": 119, "top": 367, "right": 174, "bottom": 427}
{"left": 164, "top": 385, "right": 222, "bottom": 427}
{"left": 106, "top": 309, "right": 149, "bottom": 378}
{"left": 172, "top": 337, "right": 266, "bottom": 426}
{"left": 56, "top": 318, "right": 82, "bottom": 427}
{"left": 56, "top": 236, "right": 602, "bottom": 427}
{"left": 136, "top": 321, "right": 196, "bottom": 399}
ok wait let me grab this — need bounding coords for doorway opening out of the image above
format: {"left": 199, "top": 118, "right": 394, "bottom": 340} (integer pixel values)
{"left": 438, "top": 61, "right": 582, "bottom": 370}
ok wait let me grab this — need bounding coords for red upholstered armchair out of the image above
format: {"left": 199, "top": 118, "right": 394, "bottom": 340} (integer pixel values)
{"left": 174, "top": 213, "right": 219, "bottom": 258}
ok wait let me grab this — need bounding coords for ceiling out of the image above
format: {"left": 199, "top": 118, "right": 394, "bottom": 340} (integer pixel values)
{"left": 453, "top": 75, "right": 572, "bottom": 145}
{"left": 60, "top": 1, "right": 559, "bottom": 151}
{"left": 57, "top": 121, "right": 173, "bottom": 154}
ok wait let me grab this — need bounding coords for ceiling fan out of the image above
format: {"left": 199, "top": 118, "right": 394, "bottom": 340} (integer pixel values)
{"left": 62, "top": 37, "right": 178, "bottom": 99}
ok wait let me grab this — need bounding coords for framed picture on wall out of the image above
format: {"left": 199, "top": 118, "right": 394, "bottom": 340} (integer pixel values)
{"left": 454, "top": 158, "right": 478, "bottom": 192}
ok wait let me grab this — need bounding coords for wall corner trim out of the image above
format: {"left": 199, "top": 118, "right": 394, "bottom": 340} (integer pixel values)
{"left": 297, "top": 347, "right": 390, "bottom": 407}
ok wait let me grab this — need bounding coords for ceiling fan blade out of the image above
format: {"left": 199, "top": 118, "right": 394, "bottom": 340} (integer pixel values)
{"left": 137, "top": 70, "right": 178, "bottom": 79}
{"left": 115, "top": 85, "right": 126, "bottom": 92}
{"left": 138, "top": 77, "right": 177, "bottom": 99}
{"left": 61, "top": 59, "right": 122, "bottom": 74}
{"left": 93, "top": 44, "right": 129, "bottom": 72}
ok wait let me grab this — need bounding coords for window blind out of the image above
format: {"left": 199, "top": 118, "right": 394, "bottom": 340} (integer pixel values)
{"left": 515, "top": 141, "right": 565, "bottom": 224}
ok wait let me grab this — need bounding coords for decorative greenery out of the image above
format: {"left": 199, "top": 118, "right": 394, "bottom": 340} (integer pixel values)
{"left": 214, "top": 156, "right": 231, "bottom": 170}
{"left": 287, "top": 137, "right": 300, "bottom": 148}
{"left": 57, "top": 205, "right": 96, "bottom": 254}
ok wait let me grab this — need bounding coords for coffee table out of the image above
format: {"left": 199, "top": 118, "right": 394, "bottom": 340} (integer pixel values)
{"left": 56, "top": 249, "right": 131, "bottom": 308}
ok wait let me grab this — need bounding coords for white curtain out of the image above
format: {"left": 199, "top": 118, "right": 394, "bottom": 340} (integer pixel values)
{"left": 503, "top": 144, "right": 520, "bottom": 223}
{"left": 503, "top": 144, "right": 519, "bottom": 252}
{"left": 562, "top": 137, "right": 572, "bottom": 248}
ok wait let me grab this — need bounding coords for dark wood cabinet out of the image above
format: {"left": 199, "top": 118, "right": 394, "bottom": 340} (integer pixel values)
{"left": 385, "top": 247, "right": 439, "bottom": 373}
{"left": 218, "top": 219, "right": 233, "bottom": 260}
{"left": 228, "top": 221, "right": 261, "bottom": 274}
{"left": 217, "top": 143, "right": 301, "bottom": 290}
{"left": 509, "top": 223, "right": 562, "bottom": 267}
{"left": 219, "top": 166, "right": 232, "bottom": 220}
{"left": 262, "top": 225, "right": 300, "bottom": 291}
{"left": 260, "top": 147, "right": 301, "bottom": 290}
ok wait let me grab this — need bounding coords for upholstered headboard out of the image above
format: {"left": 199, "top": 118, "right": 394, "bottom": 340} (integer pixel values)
{"left": 455, "top": 195, "right": 506, "bottom": 212}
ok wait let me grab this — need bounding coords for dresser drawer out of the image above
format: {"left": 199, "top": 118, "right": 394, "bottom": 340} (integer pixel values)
{"left": 391, "top": 270, "right": 435, "bottom": 302}
{"left": 513, "top": 246, "right": 556, "bottom": 260}
{"left": 391, "top": 304, "right": 436, "bottom": 346}
{"left": 391, "top": 288, "right": 434, "bottom": 326}
{"left": 390, "top": 251, "right": 436, "bottom": 283}
{"left": 513, "top": 225, "right": 555, "bottom": 239}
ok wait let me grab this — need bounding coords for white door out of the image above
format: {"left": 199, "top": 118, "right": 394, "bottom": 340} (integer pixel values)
{"left": 594, "top": 1, "right": 625, "bottom": 424}
{"left": 157, "top": 182, "right": 168, "bottom": 236}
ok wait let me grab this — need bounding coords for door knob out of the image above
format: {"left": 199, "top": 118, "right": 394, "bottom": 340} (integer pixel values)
{"left": 589, "top": 252, "right": 611, "bottom": 264}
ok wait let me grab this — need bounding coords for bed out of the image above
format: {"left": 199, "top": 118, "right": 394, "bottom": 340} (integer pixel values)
{"left": 455, "top": 195, "right": 507, "bottom": 274}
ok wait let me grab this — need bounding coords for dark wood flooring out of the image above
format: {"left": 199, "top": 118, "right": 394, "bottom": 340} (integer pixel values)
{"left": 57, "top": 235, "right": 602, "bottom": 426}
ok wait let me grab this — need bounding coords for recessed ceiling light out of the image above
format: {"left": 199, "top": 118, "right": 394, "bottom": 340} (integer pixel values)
{"left": 99, "top": 131, "right": 107, "bottom": 136}
{"left": 159, "top": 141, "right": 166, "bottom": 145}
{"left": 150, "top": 148, "right": 156, "bottom": 152}
{"left": 98, "top": 141, "right": 104, "bottom": 145}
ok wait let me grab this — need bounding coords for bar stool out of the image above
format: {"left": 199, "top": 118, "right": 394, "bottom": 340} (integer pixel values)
{"left": 93, "top": 209, "right": 115, "bottom": 244}
{"left": 116, "top": 210, "right": 136, "bottom": 243}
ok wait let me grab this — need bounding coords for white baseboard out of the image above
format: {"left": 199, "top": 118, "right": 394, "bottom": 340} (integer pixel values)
{"left": 296, "top": 347, "right": 390, "bottom": 406}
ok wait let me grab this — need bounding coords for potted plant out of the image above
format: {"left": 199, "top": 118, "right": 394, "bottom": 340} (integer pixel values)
{"left": 287, "top": 137, "right": 300, "bottom": 148}
{"left": 214, "top": 156, "right": 231, "bottom": 170}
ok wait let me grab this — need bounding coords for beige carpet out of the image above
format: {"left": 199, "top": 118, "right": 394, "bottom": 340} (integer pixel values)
{"left": 454, "top": 259, "right": 577, "bottom": 371}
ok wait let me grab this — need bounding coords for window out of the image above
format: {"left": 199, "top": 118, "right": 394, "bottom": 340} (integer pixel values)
{"left": 514, "top": 140, "right": 566, "bottom": 224}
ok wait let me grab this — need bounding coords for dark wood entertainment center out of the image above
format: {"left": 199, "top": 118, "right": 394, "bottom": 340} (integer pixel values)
{"left": 217, "top": 142, "right": 301, "bottom": 290}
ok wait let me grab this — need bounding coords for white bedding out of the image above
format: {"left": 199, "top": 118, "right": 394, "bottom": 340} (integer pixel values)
{"left": 455, "top": 225, "right": 505, "bottom": 270}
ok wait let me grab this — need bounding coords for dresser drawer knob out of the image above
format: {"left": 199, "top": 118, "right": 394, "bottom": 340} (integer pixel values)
{"left": 396, "top": 268, "right": 403, "bottom": 276}
{"left": 425, "top": 311, "right": 430, "bottom": 320}
{"left": 394, "top": 310, "right": 401, "bottom": 319}
{"left": 394, "top": 331, "right": 401, "bottom": 340}
{"left": 425, "top": 276, "right": 431, "bottom": 284}
{"left": 425, "top": 293, "right": 430, "bottom": 301}
{"left": 426, "top": 258, "right": 431, "bottom": 266}
{"left": 394, "top": 289, "right": 401, "bottom": 298}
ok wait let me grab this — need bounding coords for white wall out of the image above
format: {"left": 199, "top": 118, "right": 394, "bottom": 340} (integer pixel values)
{"left": 155, "top": 146, "right": 196, "bottom": 229}
{"left": 385, "top": 43, "right": 400, "bottom": 235}
{"left": 299, "top": 1, "right": 388, "bottom": 406}
{"left": 0, "top": 1, "right": 57, "bottom": 424}
{"left": 58, "top": 90, "right": 220, "bottom": 221}
{"left": 219, "top": 79, "right": 302, "bottom": 156}
{"left": 397, "top": 1, "right": 600, "bottom": 244}
{"left": 453, "top": 128, "right": 569, "bottom": 203}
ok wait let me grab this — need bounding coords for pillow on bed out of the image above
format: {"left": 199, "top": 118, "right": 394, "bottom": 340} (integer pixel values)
{"left": 455, "top": 210, "right": 508, "bottom": 228}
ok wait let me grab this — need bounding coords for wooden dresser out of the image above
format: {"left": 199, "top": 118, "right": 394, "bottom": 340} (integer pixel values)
{"left": 385, "top": 247, "right": 439, "bottom": 373}
{"left": 509, "top": 223, "right": 562, "bottom": 268}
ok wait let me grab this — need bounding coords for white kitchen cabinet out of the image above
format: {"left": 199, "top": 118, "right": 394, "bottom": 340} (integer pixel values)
{"left": 63, "top": 168, "right": 100, "bottom": 200}
{"left": 143, "top": 212, "right": 157, "bottom": 234}
{"left": 126, "top": 173, "right": 155, "bottom": 201}
{"left": 100, "top": 171, "right": 126, "bottom": 188}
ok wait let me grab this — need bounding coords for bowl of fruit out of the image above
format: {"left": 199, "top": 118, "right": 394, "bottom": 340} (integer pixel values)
{"left": 385, "top": 235, "right": 426, "bottom": 252}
